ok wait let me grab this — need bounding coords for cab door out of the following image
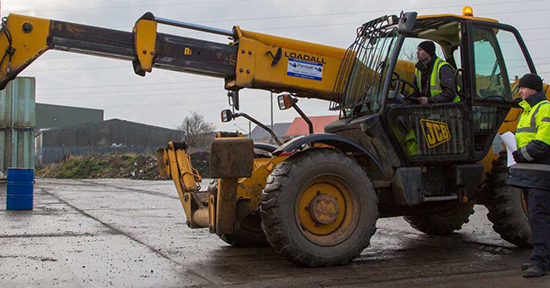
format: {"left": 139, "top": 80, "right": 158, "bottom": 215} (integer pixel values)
{"left": 383, "top": 20, "right": 470, "bottom": 164}
{"left": 466, "top": 22, "right": 536, "bottom": 160}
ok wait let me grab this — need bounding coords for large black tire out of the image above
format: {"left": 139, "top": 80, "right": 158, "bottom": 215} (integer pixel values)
{"left": 484, "top": 153, "right": 531, "bottom": 247}
{"left": 404, "top": 202, "right": 475, "bottom": 235}
{"left": 260, "top": 149, "right": 379, "bottom": 267}
{"left": 219, "top": 212, "right": 269, "bottom": 247}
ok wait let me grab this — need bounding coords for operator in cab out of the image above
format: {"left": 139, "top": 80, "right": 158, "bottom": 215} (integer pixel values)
{"left": 414, "top": 41, "right": 460, "bottom": 104}
{"left": 508, "top": 73, "right": 550, "bottom": 278}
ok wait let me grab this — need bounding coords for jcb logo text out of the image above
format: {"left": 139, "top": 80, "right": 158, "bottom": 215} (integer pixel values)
{"left": 420, "top": 119, "right": 451, "bottom": 148}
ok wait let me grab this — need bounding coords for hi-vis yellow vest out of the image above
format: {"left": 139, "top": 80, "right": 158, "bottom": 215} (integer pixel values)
{"left": 516, "top": 99, "right": 550, "bottom": 151}
{"left": 507, "top": 96, "right": 550, "bottom": 190}
{"left": 415, "top": 58, "right": 460, "bottom": 102}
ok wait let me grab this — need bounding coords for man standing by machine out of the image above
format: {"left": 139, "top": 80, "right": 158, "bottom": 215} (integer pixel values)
{"left": 414, "top": 41, "right": 459, "bottom": 104}
{"left": 508, "top": 73, "right": 550, "bottom": 278}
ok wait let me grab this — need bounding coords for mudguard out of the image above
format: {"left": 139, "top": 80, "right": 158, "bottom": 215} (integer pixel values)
{"left": 272, "top": 133, "right": 387, "bottom": 177}
{"left": 254, "top": 143, "right": 278, "bottom": 153}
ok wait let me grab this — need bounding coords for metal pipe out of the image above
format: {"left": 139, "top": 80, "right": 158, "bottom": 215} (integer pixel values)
{"left": 292, "top": 103, "right": 314, "bottom": 134}
{"left": 235, "top": 112, "right": 282, "bottom": 145}
{"left": 11, "top": 81, "right": 16, "bottom": 167}
{"left": 423, "top": 195, "right": 459, "bottom": 202}
{"left": 154, "top": 17, "right": 233, "bottom": 37}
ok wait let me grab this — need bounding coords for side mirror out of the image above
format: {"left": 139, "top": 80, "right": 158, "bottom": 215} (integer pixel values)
{"left": 277, "top": 94, "right": 296, "bottom": 110}
{"left": 221, "top": 109, "right": 234, "bottom": 123}
{"left": 398, "top": 12, "right": 417, "bottom": 35}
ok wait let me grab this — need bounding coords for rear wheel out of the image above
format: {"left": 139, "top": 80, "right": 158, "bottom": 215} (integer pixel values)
{"left": 404, "top": 202, "right": 474, "bottom": 235}
{"left": 484, "top": 153, "right": 531, "bottom": 247}
{"left": 260, "top": 149, "right": 379, "bottom": 267}
{"left": 209, "top": 180, "right": 268, "bottom": 247}
{"left": 219, "top": 212, "right": 269, "bottom": 247}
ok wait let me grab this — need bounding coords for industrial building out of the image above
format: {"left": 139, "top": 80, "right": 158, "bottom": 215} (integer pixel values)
{"left": 249, "top": 123, "right": 291, "bottom": 143}
{"left": 36, "top": 119, "right": 184, "bottom": 164}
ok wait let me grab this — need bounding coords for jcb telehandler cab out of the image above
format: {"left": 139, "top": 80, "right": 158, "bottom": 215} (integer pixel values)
{"left": 257, "top": 11, "right": 545, "bottom": 266}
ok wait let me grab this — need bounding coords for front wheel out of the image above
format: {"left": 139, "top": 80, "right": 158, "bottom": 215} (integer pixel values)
{"left": 260, "top": 149, "right": 379, "bottom": 267}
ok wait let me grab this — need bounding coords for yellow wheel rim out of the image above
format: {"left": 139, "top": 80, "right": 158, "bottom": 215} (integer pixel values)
{"left": 295, "top": 175, "right": 359, "bottom": 246}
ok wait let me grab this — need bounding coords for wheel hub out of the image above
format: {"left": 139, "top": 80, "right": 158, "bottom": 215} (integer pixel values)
{"left": 296, "top": 176, "right": 359, "bottom": 245}
{"left": 308, "top": 194, "right": 339, "bottom": 225}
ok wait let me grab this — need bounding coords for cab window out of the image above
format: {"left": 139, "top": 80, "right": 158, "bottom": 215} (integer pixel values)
{"left": 389, "top": 21, "right": 462, "bottom": 103}
{"left": 395, "top": 37, "right": 446, "bottom": 84}
{"left": 472, "top": 26, "right": 531, "bottom": 101}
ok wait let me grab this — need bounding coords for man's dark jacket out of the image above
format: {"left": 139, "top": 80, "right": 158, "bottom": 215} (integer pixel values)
{"left": 508, "top": 91, "right": 550, "bottom": 189}
{"left": 415, "top": 56, "right": 457, "bottom": 103}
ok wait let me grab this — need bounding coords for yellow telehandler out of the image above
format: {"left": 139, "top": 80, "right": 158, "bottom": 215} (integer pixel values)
{"left": 1, "top": 7, "right": 548, "bottom": 266}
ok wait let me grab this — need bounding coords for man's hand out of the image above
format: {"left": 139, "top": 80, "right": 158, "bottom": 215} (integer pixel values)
{"left": 419, "top": 96, "right": 429, "bottom": 105}
{"left": 512, "top": 150, "right": 527, "bottom": 163}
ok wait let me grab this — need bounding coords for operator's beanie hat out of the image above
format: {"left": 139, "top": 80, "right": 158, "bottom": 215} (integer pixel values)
{"left": 418, "top": 41, "right": 436, "bottom": 56}
{"left": 519, "top": 73, "right": 543, "bottom": 92}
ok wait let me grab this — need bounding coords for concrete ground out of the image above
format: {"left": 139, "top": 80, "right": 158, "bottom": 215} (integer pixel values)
{"left": 0, "top": 179, "right": 548, "bottom": 287}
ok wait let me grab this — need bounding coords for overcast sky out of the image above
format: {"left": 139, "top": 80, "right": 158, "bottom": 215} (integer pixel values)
{"left": 4, "top": 0, "right": 550, "bottom": 132}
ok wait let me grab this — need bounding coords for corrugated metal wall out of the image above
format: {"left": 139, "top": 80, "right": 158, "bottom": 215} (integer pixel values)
{"left": 0, "top": 77, "right": 35, "bottom": 127}
{"left": 0, "top": 129, "right": 35, "bottom": 171}
{"left": 0, "top": 77, "right": 36, "bottom": 174}
{"left": 41, "top": 119, "right": 183, "bottom": 147}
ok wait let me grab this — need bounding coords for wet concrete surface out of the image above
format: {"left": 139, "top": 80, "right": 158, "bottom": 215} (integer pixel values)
{"left": 0, "top": 179, "right": 548, "bottom": 287}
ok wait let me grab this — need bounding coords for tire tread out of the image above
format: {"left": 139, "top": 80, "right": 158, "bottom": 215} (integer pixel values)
{"left": 260, "top": 149, "right": 378, "bottom": 267}
{"left": 484, "top": 153, "right": 531, "bottom": 247}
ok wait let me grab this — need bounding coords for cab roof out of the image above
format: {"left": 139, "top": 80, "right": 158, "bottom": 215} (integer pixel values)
{"left": 417, "top": 14, "right": 499, "bottom": 24}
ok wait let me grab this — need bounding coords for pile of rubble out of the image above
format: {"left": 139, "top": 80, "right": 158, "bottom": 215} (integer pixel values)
{"left": 36, "top": 152, "right": 211, "bottom": 180}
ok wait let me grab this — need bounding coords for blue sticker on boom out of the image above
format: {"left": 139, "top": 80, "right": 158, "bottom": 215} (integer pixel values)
{"left": 287, "top": 58, "right": 323, "bottom": 81}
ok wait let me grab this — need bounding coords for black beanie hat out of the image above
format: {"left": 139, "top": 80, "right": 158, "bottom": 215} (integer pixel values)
{"left": 418, "top": 41, "right": 436, "bottom": 56}
{"left": 519, "top": 73, "right": 543, "bottom": 92}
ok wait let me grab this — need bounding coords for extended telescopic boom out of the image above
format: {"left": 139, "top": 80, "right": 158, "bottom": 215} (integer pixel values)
{"left": 0, "top": 12, "right": 347, "bottom": 101}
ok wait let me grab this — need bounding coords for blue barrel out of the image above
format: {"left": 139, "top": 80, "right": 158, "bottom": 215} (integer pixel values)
{"left": 7, "top": 168, "right": 34, "bottom": 210}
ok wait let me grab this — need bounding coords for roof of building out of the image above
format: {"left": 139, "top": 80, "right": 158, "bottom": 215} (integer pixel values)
{"left": 285, "top": 115, "right": 339, "bottom": 136}
{"left": 36, "top": 103, "right": 104, "bottom": 112}
{"left": 249, "top": 122, "right": 291, "bottom": 140}
{"left": 36, "top": 103, "right": 104, "bottom": 130}
{"left": 41, "top": 118, "right": 181, "bottom": 133}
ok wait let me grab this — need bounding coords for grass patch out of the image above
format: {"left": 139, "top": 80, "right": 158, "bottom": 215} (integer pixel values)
{"left": 36, "top": 153, "right": 144, "bottom": 179}
{"left": 36, "top": 151, "right": 209, "bottom": 180}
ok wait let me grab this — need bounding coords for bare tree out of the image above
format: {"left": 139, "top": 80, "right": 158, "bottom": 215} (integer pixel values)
{"left": 177, "top": 111, "right": 215, "bottom": 147}
{"left": 399, "top": 46, "right": 417, "bottom": 61}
